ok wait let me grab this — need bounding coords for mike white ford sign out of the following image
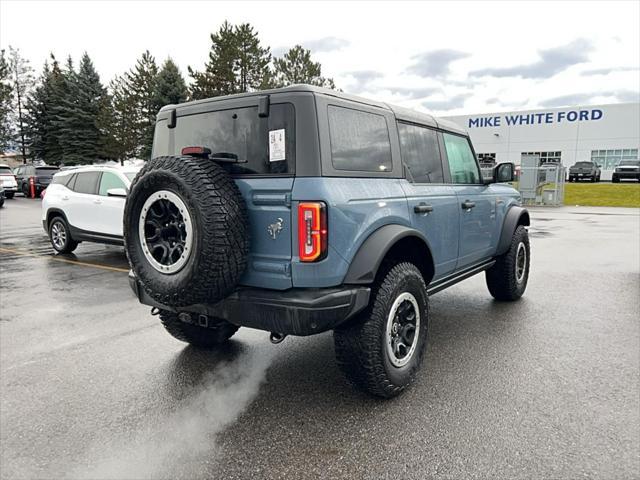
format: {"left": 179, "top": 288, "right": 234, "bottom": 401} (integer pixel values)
{"left": 468, "top": 109, "right": 603, "bottom": 128}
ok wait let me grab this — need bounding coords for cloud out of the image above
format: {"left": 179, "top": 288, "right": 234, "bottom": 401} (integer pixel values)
{"left": 302, "top": 36, "right": 350, "bottom": 53}
{"left": 387, "top": 85, "right": 440, "bottom": 99}
{"left": 272, "top": 37, "right": 349, "bottom": 58}
{"left": 472, "top": 39, "right": 593, "bottom": 79}
{"left": 422, "top": 93, "right": 471, "bottom": 111}
{"left": 407, "top": 49, "right": 470, "bottom": 77}
{"left": 581, "top": 66, "right": 639, "bottom": 76}
{"left": 540, "top": 89, "right": 640, "bottom": 107}
{"left": 345, "top": 70, "right": 384, "bottom": 94}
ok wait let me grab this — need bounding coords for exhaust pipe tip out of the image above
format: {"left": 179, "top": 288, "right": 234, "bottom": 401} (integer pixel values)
{"left": 269, "top": 332, "right": 287, "bottom": 344}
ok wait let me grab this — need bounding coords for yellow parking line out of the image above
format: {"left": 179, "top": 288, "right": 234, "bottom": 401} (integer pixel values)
{"left": 0, "top": 246, "right": 129, "bottom": 273}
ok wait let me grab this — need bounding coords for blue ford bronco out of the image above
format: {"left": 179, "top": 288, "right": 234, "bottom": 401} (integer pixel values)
{"left": 125, "top": 85, "right": 530, "bottom": 398}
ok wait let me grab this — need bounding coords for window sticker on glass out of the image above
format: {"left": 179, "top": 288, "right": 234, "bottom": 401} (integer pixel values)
{"left": 269, "top": 129, "right": 286, "bottom": 162}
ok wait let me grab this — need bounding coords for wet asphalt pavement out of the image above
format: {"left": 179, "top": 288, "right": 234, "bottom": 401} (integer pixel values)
{"left": 1, "top": 196, "right": 639, "bottom": 480}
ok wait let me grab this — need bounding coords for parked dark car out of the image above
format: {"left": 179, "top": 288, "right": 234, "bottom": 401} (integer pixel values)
{"left": 612, "top": 160, "right": 640, "bottom": 183}
{"left": 568, "top": 161, "right": 601, "bottom": 182}
{"left": 0, "top": 185, "right": 5, "bottom": 207}
{"left": 14, "top": 165, "right": 60, "bottom": 197}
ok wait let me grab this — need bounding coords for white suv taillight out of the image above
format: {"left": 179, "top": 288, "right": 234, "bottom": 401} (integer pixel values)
{"left": 298, "top": 202, "right": 327, "bottom": 262}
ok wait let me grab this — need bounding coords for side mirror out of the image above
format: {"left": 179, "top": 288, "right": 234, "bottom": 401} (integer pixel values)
{"left": 107, "top": 187, "right": 127, "bottom": 197}
{"left": 487, "top": 162, "right": 515, "bottom": 183}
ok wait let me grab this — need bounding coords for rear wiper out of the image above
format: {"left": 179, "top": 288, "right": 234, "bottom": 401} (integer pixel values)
{"left": 210, "top": 152, "right": 247, "bottom": 164}
{"left": 181, "top": 146, "right": 247, "bottom": 163}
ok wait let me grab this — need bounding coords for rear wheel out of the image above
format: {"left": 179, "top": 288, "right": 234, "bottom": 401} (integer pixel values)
{"left": 48, "top": 216, "right": 78, "bottom": 254}
{"left": 22, "top": 183, "right": 30, "bottom": 197}
{"left": 159, "top": 310, "right": 239, "bottom": 348}
{"left": 334, "top": 262, "right": 429, "bottom": 398}
{"left": 486, "top": 225, "right": 530, "bottom": 301}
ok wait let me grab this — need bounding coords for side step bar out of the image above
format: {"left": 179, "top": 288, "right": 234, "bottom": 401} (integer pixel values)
{"left": 427, "top": 259, "right": 495, "bottom": 295}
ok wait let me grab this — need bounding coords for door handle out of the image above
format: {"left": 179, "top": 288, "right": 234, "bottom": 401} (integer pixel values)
{"left": 62, "top": 196, "right": 69, "bottom": 201}
{"left": 413, "top": 203, "right": 434, "bottom": 214}
{"left": 94, "top": 199, "right": 102, "bottom": 205}
{"left": 461, "top": 200, "right": 476, "bottom": 210}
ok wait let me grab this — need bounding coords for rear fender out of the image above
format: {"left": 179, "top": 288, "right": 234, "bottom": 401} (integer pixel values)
{"left": 344, "top": 224, "right": 434, "bottom": 284}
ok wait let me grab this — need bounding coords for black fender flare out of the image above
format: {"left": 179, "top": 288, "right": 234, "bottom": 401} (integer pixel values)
{"left": 343, "top": 224, "right": 433, "bottom": 284}
{"left": 496, "top": 206, "right": 530, "bottom": 255}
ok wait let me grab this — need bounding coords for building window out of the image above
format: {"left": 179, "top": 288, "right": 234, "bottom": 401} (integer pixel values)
{"left": 591, "top": 149, "right": 638, "bottom": 170}
{"left": 522, "top": 151, "right": 562, "bottom": 164}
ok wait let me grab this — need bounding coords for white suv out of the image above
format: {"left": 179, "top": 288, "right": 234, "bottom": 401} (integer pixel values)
{"left": 0, "top": 164, "right": 18, "bottom": 198}
{"left": 42, "top": 165, "right": 141, "bottom": 253}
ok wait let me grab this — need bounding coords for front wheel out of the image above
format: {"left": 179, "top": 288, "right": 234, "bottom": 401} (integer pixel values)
{"left": 5, "top": 192, "right": 14, "bottom": 199}
{"left": 48, "top": 217, "right": 78, "bottom": 253}
{"left": 486, "top": 225, "right": 530, "bottom": 301}
{"left": 334, "top": 262, "right": 429, "bottom": 398}
{"left": 159, "top": 310, "right": 239, "bottom": 349}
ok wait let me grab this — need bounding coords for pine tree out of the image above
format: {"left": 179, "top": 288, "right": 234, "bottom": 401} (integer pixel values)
{"left": 25, "top": 55, "right": 67, "bottom": 164}
{"left": 106, "top": 74, "right": 138, "bottom": 161}
{"left": 153, "top": 58, "right": 187, "bottom": 112}
{"left": 8, "top": 46, "right": 34, "bottom": 162}
{"left": 188, "top": 21, "right": 272, "bottom": 99}
{"left": 188, "top": 21, "right": 238, "bottom": 99}
{"left": 54, "top": 56, "right": 83, "bottom": 164}
{"left": 234, "top": 23, "right": 271, "bottom": 92}
{"left": 272, "top": 45, "right": 336, "bottom": 89}
{"left": 0, "top": 49, "right": 13, "bottom": 153}
{"left": 125, "top": 50, "right": 158, "bottom": 159}
{"left": 58, "top": 53, "right": 106, "bottom": 164}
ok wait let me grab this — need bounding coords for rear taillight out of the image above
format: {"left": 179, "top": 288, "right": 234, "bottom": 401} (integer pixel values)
{"left": 298, "top": 202, "right": 327, "bottom": 262}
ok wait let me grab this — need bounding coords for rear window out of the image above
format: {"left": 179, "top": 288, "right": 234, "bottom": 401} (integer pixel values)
{"left": 619, "top": 160, "right": 639, "bottom": 166}
{"left": 328, "top": 106, "right": 392, "bottom": 172}
{"left": 0, "top": 166, "right": 12, "bottom": 174}
{"left": 152, "top": 104, "right": 295, "bottom": 175}
{"left": 574, "top": 162, "right": 593, "bottom": 167}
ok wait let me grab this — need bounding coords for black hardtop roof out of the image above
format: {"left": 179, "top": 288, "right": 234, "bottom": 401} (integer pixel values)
{"left": 159, "top": 84, "right": 466, "bottom": 135}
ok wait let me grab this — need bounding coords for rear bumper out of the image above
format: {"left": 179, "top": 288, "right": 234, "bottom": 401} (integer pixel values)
{"left": 129, "top": 271, "right": 370, "bottom": 336}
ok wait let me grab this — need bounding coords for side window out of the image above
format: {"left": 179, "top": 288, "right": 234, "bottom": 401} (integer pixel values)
{"left": 98, "top": 172, "right": 126, "bottom": 196}
{"left": 443, "top": 133, "right": 481, "bottom": 184}
{"left": 73, "top": 172, "right": 100, "bottom": 195}
{"left": 397, "top": 122, "right": 444, "bottom": 183}
{"left": 328, "top": 105, "right": 392, "bottom": 172}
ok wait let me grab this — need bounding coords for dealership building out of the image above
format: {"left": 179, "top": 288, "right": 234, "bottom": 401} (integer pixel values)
{"left": 443, "top": 102, "right": 639, "bottom": 180}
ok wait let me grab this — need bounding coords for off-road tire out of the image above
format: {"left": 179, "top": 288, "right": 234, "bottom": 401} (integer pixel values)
{"left": 48, "top": 216, "right": 79, "bottom": 254}
{"left": 486, "top": 225, "right": 530, "bottom": 301}
{"left": 159, "top": 310, "right": 239, "bottom": 348}
{"left": 124, "top": 156, "right": 249, "bottom": 307}
{"left": 334, "top": 262, "right": 429, "bottom": 398}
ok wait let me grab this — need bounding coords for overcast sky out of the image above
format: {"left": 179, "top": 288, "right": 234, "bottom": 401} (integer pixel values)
{"left": 1, "top": 0, "right": 639, "bottom": 115}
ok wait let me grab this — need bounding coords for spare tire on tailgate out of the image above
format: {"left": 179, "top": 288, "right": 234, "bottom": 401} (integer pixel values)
{"left": 124, "top": 156, "right": 249, "bottom": 307}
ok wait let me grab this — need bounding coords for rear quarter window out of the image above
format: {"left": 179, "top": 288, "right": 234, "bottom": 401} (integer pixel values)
{"left": 328, "top": 106, "right": 392, "bottom": 172}
{"left": 72, "top": 172, "right": 100, "bottom": 194}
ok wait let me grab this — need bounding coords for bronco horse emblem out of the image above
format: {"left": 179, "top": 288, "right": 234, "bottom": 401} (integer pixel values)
{"left": 267, "top": 218, "right": 284, "bottom": 239}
